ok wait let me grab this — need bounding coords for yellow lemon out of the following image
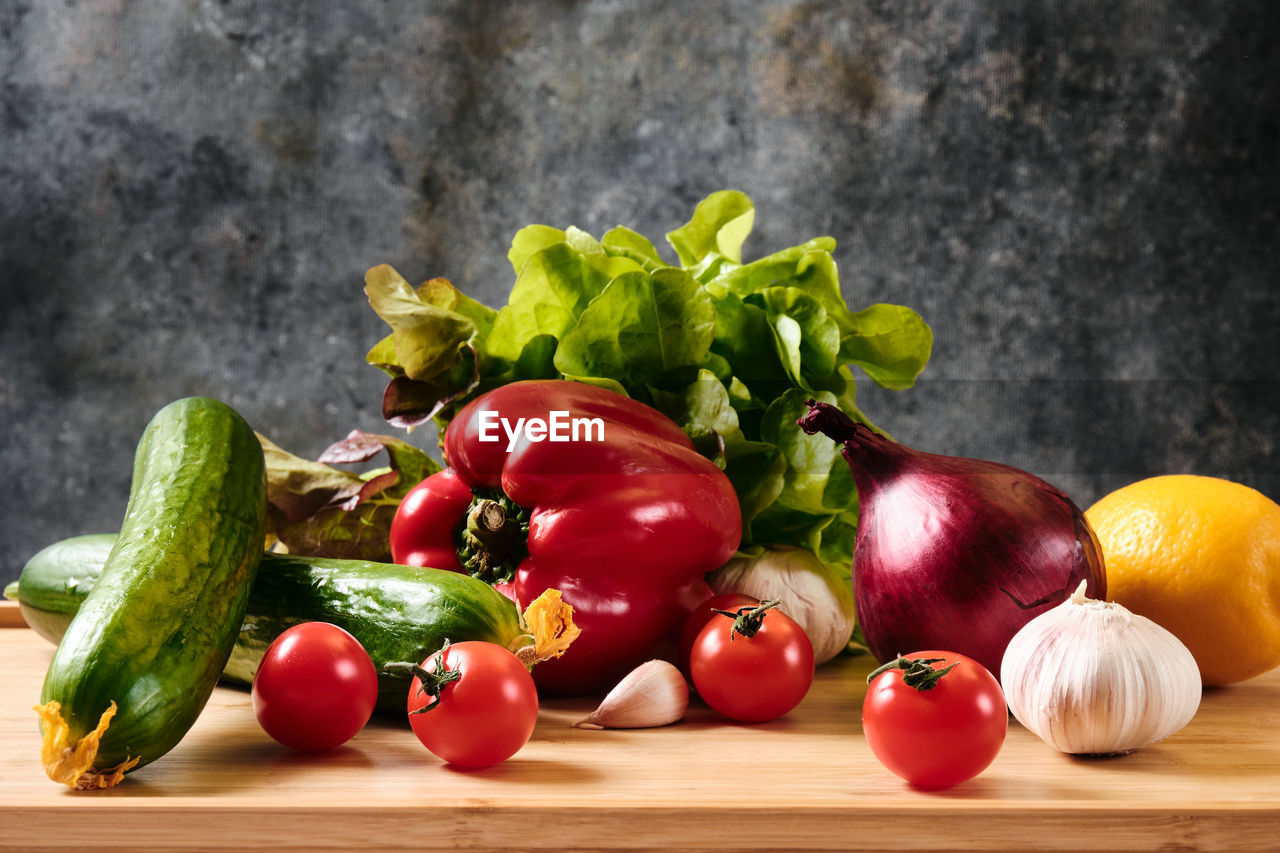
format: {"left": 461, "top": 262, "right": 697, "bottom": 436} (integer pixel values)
{"left": 1085, "top": 475, "right": 1280, "bottom": 686}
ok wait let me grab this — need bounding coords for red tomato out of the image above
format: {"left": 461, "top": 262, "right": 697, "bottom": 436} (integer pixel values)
{"left": 862, "top": 651, "right": 1007, "bottom": 790}
{"left": 407, "top": 641, "right": 538, "bottom": 768}
{"left": 689, "top": 599, "right": 814, "bottom": 722}
{"left": 678, "top": 592, "right": 756, "bottom": 674}
{"left": 251, "top": 622, "right": 379, "bottom": 751}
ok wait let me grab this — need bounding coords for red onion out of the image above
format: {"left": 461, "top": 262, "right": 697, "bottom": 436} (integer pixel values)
{"left": 797, "top": 400, "right": 1106, "bottom": 679}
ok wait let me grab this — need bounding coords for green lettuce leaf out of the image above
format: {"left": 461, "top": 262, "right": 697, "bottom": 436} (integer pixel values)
{"left": 508, "top": 224, "right": 566, "bottom": 274}
{"left": 365, "top": 266, "right": 483, "bottom": 380}
{"left": 666, "top": 189, "right": 755, "bottom": 266}
{"left": 259, "top": 430, "right": 440, "bottom": 561}
{"left": 840, "top": 303, "right": 934, "bottom": 390}
{"left": 364, "top": 266, "right": 494, "bottom": 425}
{"left": 487, "top": 242, "right": 612, "bottom": 361}
{"left": 554, "top": 268, "right": 715, "bottom": 389}
{"left": 703, "top": 286, "right": 789, "bottom": 404}
{"left": 754, "top": 287, "right": 842, "bottom": 383}
{"left": 601, "top": 226, "right": 668, "bottom": 271}
{"left": 650, "top": 369, "right": 746, "bottom": 464}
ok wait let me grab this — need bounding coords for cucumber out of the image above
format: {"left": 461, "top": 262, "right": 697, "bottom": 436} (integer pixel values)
{"left": 37, "top": 397, "right": 267, "bottom": 789}
{"left": 229, "top": 554, "right": 537, "bottom": 710}
{"left": 16, "top": 534, "right": 544, "bottom": 712}
{"left": 11, "top": 534, "right": 115, "bottom": 645}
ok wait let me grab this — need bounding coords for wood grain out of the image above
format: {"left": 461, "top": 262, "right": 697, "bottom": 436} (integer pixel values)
{"left": 0, "top": 601, "right": 25, "bottom": 629}
{"left": 2, "top": 624, "right": 1278, "bottom": 851}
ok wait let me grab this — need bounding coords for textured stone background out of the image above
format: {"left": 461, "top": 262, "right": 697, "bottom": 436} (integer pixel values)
{"left": 2, "top": 1, "right": 1277, "bottom": 583}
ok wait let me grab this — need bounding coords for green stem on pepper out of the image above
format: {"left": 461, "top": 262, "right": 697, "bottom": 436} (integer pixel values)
{"left": 456, "top": 489, "right": 530, "bottom": 584}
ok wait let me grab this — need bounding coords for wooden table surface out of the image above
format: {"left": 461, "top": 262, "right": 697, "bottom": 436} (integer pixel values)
{"left": 2, "top": 600, "right": 1278, "bottom": 852}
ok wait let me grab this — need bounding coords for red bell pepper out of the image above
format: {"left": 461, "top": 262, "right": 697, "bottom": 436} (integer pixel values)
{"left": 389, "top": 380, "right": 742, "bottom": 693}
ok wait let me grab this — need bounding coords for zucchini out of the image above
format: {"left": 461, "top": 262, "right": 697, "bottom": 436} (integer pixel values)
{"left": 37, "top": 397, "right": 267, "bottom": 789}
{"left": 15, "top": 535, "right": 576, "bottom": 713}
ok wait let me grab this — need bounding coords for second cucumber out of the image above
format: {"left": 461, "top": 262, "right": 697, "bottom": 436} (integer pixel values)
{"left": 15, "top": 534, "right": 577, "bottom": 712}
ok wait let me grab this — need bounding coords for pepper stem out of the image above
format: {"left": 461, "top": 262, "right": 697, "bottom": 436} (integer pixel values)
{"left": 456, "top": 490, "right": 530, "bottom": 584}
{"left": 711, "top": 599, "right": 783, "bottom": 641}
{"left": 867, "top": 654, "right": 958, "bottom": 691}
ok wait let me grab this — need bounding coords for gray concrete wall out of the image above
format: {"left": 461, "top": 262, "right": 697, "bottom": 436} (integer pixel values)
{"left": 3, "top": 1, "right": 1277, "bottom": 583}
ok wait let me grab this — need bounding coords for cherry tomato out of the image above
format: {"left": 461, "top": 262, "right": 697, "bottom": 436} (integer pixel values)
{"left": 862, "top": 651, "right": 1007, "bottom": 790}
{"left": 678, "top": 592, "right": 756, "bottom": 675}
{"left": 689, "top": 598, "right": 814, "bottom": 722}
{"left": 251, "top": 622, "right": 379, "bottom": 751}
{"left": 406, "top": 641, "right": 538, "bottom": 768}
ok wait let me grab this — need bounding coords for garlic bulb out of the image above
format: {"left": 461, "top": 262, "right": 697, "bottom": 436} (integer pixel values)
{"left": 573, "top": 660, "right": 689, "bottom": 729}
{"left": 1001, "top": 580, "right": 1201, "bottom": 755}
{"left": 707, "top": 546, "right": 855, "bottom": 664}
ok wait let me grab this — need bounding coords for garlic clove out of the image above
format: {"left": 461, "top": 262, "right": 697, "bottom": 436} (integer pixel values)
{"left": 573, "top": 660, "right": 689, "bottom": 729}
{"left": 1001, "top": 580, "right": 1202, "bottom": 756}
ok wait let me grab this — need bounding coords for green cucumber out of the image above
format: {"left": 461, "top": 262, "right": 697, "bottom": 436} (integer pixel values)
{"left": 15, "top": 534, "right": 556, "bottom": 712}
{"left": 10, "top": 534, "right": 115, "bottom": 645}
{"left": 37, "top": 397, "right": 267, "bottom": 789}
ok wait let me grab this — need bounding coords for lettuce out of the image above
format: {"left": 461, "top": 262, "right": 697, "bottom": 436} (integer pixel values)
{"left": 363, "top": 190, "right": 932, "bottom": 569}
{"left": 258, "top": 430, "right": 440, "bottom": 561}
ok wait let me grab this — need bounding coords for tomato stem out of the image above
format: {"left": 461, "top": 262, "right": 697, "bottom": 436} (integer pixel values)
{"left": 711, "top": 598, "right": 782, "bottom": 640}
{"left": 386, "top": 641, "right": 462, "bottom": 714}
{"left": 867, "top": 654, "right": 958, "bottom": 691}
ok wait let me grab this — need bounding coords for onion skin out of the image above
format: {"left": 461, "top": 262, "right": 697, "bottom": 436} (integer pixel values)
{"left": 798, "top": 400, "right": 1106, "bottom": 678}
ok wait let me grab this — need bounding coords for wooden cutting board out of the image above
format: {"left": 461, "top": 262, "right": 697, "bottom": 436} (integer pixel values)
{"left": 2, "top": 599, "right": 1278, "bottom": 852}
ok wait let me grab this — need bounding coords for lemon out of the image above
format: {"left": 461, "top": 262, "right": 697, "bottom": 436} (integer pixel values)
{"left": 1085, "top": 475, "right": 1280, "bottom": 686}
